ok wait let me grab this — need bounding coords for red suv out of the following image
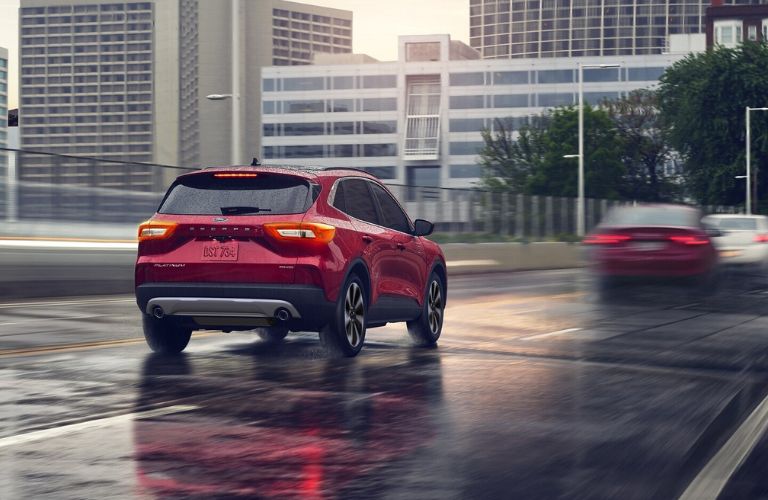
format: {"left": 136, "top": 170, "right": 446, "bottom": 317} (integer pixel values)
{"left": 135, "top": 166, "right": 447, "bottom": 356}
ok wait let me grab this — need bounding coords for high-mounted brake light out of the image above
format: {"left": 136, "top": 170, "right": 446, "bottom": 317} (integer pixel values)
{"left": 669, "top": 235, "right": 709, "bottom": 246}
{"left": 138, "top": 220, "right": 177, "bottom": 242}
{"left": 754, "top": 234, "right": 768, "bottom": 243}
{"left": 264, "top": 222, "right": 336, "bottom": 244}
{"left": 213, "top": 173, "right": 259, "bottom": 178}
{"left": 583, "top": 234, "right": 631, "bottom": 245}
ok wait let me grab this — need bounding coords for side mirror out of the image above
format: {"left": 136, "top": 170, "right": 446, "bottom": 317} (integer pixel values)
{"left": 413, "top": 219, "right": 434, "bottom": 237}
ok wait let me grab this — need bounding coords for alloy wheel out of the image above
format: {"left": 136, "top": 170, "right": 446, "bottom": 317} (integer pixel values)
{"left": 344, "top": 282, "right": 365, "bottom": 347}
{"left": 428, "top": 280, "right": 443, "bottom": 335}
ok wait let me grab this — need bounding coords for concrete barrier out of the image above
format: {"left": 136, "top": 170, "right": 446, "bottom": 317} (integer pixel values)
{"left": 443, "top": 242, "right": 584, "bottom": 275}
{"left": 0, "top": 241, "right": 584, "bottom": 299}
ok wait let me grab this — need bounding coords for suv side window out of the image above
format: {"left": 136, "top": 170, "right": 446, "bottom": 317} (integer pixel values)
{"left": 371, "top": 182, "right": 412, "bottom": 234}
{"left": 339, "top": 179, "right": 379, "bottom": 225}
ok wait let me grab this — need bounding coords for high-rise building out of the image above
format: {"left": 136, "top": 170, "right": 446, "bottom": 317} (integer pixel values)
{"left": 261, "top": 35, "right": 689, "bottom": 192}
{"left": 188, "top": 0, "right": 353, "bottom": 169}
{"left": 17, "top": 0, "right": 352, "bottom": 188}
{"left": 469, "top": 0, "right": 710, "bottom": 59}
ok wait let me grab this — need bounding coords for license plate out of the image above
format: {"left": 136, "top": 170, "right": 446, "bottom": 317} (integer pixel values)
{"left": 631, "top": 242, "right": 665, "bottom": 251}
{"left": 720, "top": 250, "right": 742, "bottom": 258}
{"left": 201, "top": 241, "right": 239, "bottom": 261}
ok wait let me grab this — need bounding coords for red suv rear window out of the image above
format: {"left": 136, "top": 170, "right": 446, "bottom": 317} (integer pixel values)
{"left": 158, "top": 173, "right": 314, "bottom": 216}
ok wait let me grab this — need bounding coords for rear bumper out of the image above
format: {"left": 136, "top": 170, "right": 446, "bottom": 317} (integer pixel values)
{"left": 136, "top": 283, "right": 335, "bottom": 331}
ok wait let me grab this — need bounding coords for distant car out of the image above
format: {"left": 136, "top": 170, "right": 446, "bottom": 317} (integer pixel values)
{"left": 583, "top": 204, "right": 719, "bottom": 287}
{"left": 701, "top": 214, "right": 768, "bottom": 272}
{"left": 135, "top": 165, "right": 447, "bottom": 356}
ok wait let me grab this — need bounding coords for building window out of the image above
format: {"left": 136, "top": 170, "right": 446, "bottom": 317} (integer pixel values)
{"left": 493, "top": 71, "right": 528, "bottom": 85}
{"left": 285, "top": 100, "right": 324, "bottom": 113}
{"left": 329, "top": 99, "right": 354, "bottom": 112}
{"left": 748, "top": 25, "right": 757, "bottom": 42}
{"left": 361, "top": 97, "right": 396, "bottom": 112}
{"left": 360, "top": 167, "right": 396, "bottom": 179}
{"left": 627, "top": 67, "right": 665, "bottom": 81}
{"left": 449, "top": 141, "right": 484, "bottom": 156}
{"left": 449, "top": 95, "right": 484, "bottom": 109}
{"left": 449, "top": 118, "right": 485, "bottom": 133}
{"left": 714, "top": 20, "right": 742, "bottom": 48}
{"left": 332, "top": 76, "right": 354, "bottom": 89}
{"left": 333, "top": 122, "right": 355, "bottom": 135}
{"left": 538, "top": 93, "right": 575, "bottom": 107}
{"left": 450, "top": 164, "right": 483, "bottom": 178}
{"left": 537, "top": 69, "right": 574, "bottom": 84}
{"left": 362, "top": 75, "right": 397, "bottom": 89}
{"left": 449, "top": 72, "right": 485, "bottom": 86}
{"left": 283, "top": 76, "right": 324, "bottom": 91}
{"left": 493, "top": 94, "right": 529, "bottom": 108}
{"left": 363, "top": 144, "right": 397, "bottom": 156}
{"left": 284, "top": 122, "right": 324, "bottom": 136}
{"left": 362, "top": 120, "right": 396, "bottom": 134}
{"left": 762, "top": 19, "right": 768, "bottom": 41}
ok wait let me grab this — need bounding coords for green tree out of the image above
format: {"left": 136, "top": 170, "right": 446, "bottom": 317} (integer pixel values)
{"left": 479, "top": 106, "right": 625, "bottom": 199}
{"left": 603, "top": 89, "right": 680, "bottom": 202}
{"left": 657, "top": 42, "right": 768, "bottom": 208}
{"left": 478, "top": 117, "right": 546, "bottom": 192}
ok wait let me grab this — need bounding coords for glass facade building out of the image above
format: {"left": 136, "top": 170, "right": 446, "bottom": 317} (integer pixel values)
{"left": 261, "top": 35, "right": 688, "bottom": 190}
{"left": 469, "top": 0, "right": 710, "bottom": 59}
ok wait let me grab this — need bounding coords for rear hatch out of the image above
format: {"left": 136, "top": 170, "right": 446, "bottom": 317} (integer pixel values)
{"left": 137, "top": 170, "right": 318, "bottom": 284}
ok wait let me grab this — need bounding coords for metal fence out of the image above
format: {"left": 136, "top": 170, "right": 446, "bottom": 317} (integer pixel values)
{"left": 0, "top": 148, "right": 741, "bottom": 239}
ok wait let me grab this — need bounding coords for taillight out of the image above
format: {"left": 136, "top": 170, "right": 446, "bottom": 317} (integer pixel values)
{"left": 213, "top": 173, "right": 258, "bottom": 178}
{"left": 754, "top": 234, "right": 768, "bottom": 243}
{"left": 669, "top": 235, "right": 709, "bottom": 246}
{"left": 138, "top": 220, "right": 177, "bottom": 242}
{"left": 583, "top": 234, "right": 631, "bottom": 245}
{"left": 264, "top": 222, "right": 336, "bottom": 244}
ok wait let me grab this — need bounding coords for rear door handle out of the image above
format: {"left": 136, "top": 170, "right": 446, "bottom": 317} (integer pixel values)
{"left": 362, "top": 235, "right": 373, "bottom": 244}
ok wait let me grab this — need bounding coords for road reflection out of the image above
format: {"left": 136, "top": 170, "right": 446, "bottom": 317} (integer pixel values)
{"left": 134, "top": 343, "right": 444, "bottom": 499}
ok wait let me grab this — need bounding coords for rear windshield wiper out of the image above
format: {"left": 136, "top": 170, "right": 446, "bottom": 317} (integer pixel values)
{"left": 220, "top": 206, "right": 273, "bottom": 215}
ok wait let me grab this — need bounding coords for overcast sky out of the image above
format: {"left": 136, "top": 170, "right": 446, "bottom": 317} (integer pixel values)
{"left": 0, "top": 0, "right": 469, "bottom": 109}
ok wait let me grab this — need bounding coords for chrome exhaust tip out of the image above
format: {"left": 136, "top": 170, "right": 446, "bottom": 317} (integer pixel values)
{"left": 152, "top": 306, "right": 165, "bottom": 319}
{"left": 275, "top": 308, "right": 291, "bottom": 322}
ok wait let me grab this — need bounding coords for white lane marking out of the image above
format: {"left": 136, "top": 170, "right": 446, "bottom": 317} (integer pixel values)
{"left": 0, "top": 314, "right": 98, "bottom": 327}
{"left": 679, "top": 395, "right": 768, "bottom": 500}
{"left": 0, "top": 240, "right": 136, "bottom": 250}
{"left": 0, "top": 297, "right": 133, "bottom": 309}
{"left": 447, "top": 259, "right": 501, "bottom": 267}
{"left": 0, "top": 405, "right": 198, "bottom": 449}
{"left": 521, "top": 327, "right": 583, "bottom": 341}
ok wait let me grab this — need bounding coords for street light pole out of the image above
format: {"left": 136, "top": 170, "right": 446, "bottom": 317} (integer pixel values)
{"left": 206, "top": 0, "right": 241, "bottom": 166}
{"left": 745, "top": 107, "right": 768, "bottom": 214}
{"left": 231, "top": 0, "right": 241, "bottom": 165}
{"left": 575, "top": 63, "right": 620, "bottom": 237}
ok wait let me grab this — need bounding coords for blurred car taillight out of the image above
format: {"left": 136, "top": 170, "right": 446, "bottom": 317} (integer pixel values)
{"left": 753, "top": 234, "right": 768, "bottom": 243}
{"left": 668, "top": 235, "right": 709, "bottom": 246}
{"left": 583, "top": 234, "right": 631, "bottom": 245}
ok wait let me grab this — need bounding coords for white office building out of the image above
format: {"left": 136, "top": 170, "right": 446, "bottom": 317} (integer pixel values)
{"left": 261, "top": 34, "right": 689, "bottom": 191}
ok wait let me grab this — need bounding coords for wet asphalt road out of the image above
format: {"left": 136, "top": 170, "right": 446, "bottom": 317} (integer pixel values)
{"left": 3, "top": 270, "right": 768, "bottom": 499}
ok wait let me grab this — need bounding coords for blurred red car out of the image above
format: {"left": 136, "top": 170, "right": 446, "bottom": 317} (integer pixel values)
{"left": 583, "top": 204, "right": 719, "bottom": 286}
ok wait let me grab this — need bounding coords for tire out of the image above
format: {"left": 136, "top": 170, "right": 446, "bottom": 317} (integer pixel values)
{"left": 142, "top": 314, "right": 192, "bottom": 354}
{"left": 407, "top": 273, "right": 445, "bottom": 347}
{"left": 256, "top": 325, "right": 289, "bottom": 343}
{"left": 319, "top": 274, "right": 366, "bottom": 357}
